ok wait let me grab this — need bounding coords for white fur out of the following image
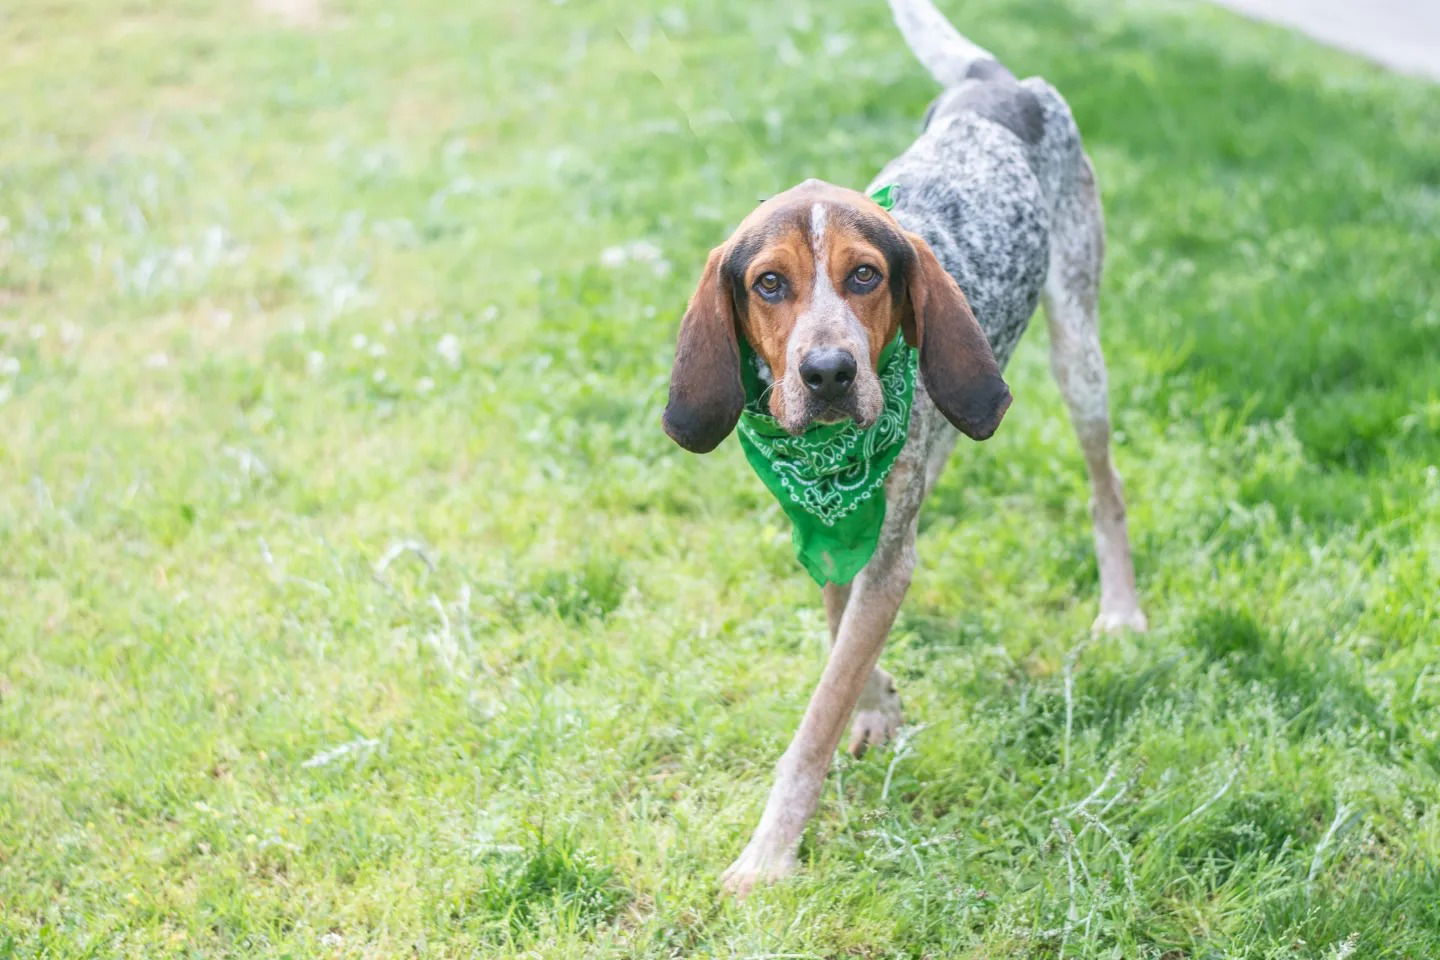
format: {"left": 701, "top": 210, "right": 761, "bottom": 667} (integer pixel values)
{"left": 886, "top": 0, "right": 995, "bottom": 86}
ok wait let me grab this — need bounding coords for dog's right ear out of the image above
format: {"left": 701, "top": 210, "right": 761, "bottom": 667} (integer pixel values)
{"left": 662, "top": 246, "right": 744, "bottom": 453}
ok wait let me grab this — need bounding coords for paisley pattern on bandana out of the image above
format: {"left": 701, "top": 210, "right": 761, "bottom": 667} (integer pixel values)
{"left": 737, "top": 335, "right": 918, "bottom": 585}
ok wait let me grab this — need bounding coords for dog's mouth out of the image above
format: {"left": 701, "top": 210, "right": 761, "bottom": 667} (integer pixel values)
{"left": 816, "top": 404, "right": 873, "bottom": 426}
{"left": 776, "top": 361, "right": 885, "bottom": 435}
{"left": 785, "top": 400, "right": 877, "bottom": 434}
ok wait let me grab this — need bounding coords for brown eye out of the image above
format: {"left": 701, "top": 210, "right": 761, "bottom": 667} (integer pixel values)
{"left": 754, "top": 272, "right": 785, "bottom": 301}
{"left": 848, "top": 264, "right": 881, "bottom": 292}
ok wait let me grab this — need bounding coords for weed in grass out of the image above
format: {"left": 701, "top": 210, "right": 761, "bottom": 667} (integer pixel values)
{"left": 460, "top": 831, "right": 628, "bottom": 946}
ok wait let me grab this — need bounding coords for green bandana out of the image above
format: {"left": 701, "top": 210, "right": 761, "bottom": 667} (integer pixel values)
{"left": 869, "top": 182, "right": 898, "bottom": 211}
{"left": 737, "top": 335, "right": 919, "bottom": 585}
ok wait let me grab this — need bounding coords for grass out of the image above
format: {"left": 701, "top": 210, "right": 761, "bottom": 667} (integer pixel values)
{"left": 2, "top": 0, "right": 1438, "bottom": 955}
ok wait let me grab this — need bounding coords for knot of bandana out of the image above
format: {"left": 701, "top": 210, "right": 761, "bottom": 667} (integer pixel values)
{"left": 868, "top": 182, "right": 898, "bottom": 211}
{"left": 737, "top": 334, "right": 918, "bottom": 585}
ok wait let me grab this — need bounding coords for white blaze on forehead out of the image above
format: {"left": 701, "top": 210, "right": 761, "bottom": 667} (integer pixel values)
{"left": 802, "top": 202, "right": 849, "bottom": 329}
{"left": 810, "top": 202, "right": 828, "bottom": 259}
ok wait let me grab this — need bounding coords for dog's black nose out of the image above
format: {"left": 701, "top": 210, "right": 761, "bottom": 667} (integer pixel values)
{"left": 799, "top": 348, "right": 857, "bottom": 403}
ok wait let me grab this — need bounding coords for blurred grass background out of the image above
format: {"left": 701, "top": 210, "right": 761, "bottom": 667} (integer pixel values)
{"left": 1, "top": 0, "right": 1438, "bottom": 956}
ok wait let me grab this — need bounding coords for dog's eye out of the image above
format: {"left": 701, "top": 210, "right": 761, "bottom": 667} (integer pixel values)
{"left": 754, "top": 272, "right": 786, "bottom": 301}
{"left": 848, "top": 265, "right": 882, "bottom": 293}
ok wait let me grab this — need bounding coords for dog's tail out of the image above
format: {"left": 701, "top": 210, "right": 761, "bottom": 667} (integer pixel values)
{"left": 886, "top": 0, "right": 1006, "bottom": 86}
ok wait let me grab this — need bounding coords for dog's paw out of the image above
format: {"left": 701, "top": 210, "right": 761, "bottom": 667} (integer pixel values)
{"left": 848, "top": 669, "right": 903, "bottom": 757}
{"left": 849, "top": 707, "right": 903, "bottom": 757}
{"left": 1092, "top": 606, "right": 1148, "bottom": 634}
{"left": 720, "top": 843, "right": 798, "bottom": 897}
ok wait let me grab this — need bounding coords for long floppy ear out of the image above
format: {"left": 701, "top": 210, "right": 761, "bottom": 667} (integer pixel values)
{"left": 899, "top": 231, "right": 1012, "bottom": 440}
{"left": 662, "top": 246, "right": 744, "bottom": 453}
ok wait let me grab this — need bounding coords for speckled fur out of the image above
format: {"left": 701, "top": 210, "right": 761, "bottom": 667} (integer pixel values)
{"left": 848, "top": 75, "right": 1093, "bottom": 545}
{"left": 718, "top": 0, "right": 1147, "bottom": 896}
{"left": 857, "top": 65, "right": 1146, "bottom": 635}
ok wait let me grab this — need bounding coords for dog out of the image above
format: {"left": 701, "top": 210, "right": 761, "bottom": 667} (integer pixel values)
{"left": 662, "top": 0, "right": 1148, "bottom": 895}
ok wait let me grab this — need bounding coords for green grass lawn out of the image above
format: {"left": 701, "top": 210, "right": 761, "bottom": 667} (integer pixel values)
{"left": 3, "top": 0, "right": 1439, "bottom": 955}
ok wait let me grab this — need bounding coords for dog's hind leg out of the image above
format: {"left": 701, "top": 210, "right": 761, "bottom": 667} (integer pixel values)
{"left": 1043, "top": 156, "right": 1147, "bottom": 634}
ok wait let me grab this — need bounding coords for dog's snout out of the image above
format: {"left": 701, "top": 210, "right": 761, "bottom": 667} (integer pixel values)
{"left": 799, "top": 348, "right": 857, "bottom": 402}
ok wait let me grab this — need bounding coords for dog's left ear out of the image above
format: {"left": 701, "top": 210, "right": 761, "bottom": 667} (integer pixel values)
{"left": 899, "top": 231, "right": 1012, "bottom": 440}
{"left": 662, "top": 246, "right": 745, "bottom": 453}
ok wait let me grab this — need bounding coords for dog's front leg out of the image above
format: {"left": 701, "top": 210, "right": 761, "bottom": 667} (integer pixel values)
{"left": 721, "top": 518, "right": 917, "bottom": 896}
{"left": 824, "top": 582, "right": 905, "bottom": 757}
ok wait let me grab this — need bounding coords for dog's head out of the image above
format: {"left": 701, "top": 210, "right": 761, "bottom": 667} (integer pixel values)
{"left": 662, "top": 179, "right": 1011, "bottom": 453}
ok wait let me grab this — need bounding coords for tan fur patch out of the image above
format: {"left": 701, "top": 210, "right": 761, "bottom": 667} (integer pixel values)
{"left": 819, "top": 235, "right": 900, "bottom": 367}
